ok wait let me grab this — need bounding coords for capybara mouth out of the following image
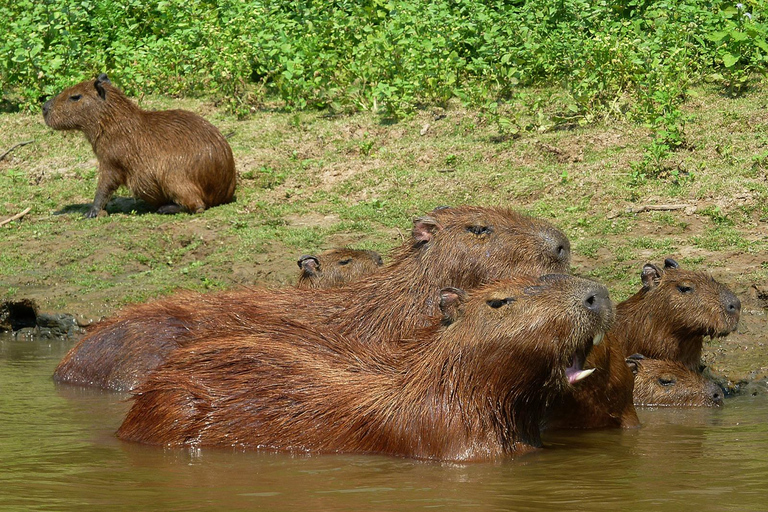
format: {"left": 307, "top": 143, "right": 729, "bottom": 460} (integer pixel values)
{"left": 565, "top": 331, "right": 604, "bottom": 385}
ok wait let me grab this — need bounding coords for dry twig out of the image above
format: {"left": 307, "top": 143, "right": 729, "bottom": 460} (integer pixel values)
{"left": 0, "top": 140, "right": 34, "bottom": 162}
{"left": 0, "top": 207, "right": 32, "bottom": 227}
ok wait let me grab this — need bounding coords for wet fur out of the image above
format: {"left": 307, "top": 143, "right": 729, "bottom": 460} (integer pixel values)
{"left": 117, "top": 275, "right": 614, "bottom": 462}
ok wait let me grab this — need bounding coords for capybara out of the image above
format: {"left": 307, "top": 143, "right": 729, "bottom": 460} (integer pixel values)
{"left": 626, "top": 354, "right": 724, "bottom": 407}
{"left": 53, "top": 206, "right": 573, "bottom": 391}
{"left": 42, "top": 74, "right": 236, "bottom": 217}
{"left": 616, "top": 258, "right": 740, "bottom": 371}
{"left": 117, "top": 274, "right": 614, "bottom": 461}
{"left": 547, "top": 258, "right": 739, "bottom": 429}
{"left": 296, "top": 248, "right": 384, "bottom": 289}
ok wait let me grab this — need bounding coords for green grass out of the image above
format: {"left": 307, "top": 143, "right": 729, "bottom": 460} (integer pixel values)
{"left": 2, "top": 83, "right": 768, "bottom": 318}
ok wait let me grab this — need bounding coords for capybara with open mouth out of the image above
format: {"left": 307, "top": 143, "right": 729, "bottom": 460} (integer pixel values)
{"left": 546, "top": 258, "right": 739, "bottom": 429}
{"left": 42, "top": 74, "right": 236, "bottom": 217}
{"left": 627, "top": 354, "right": 725, "bottom": 407}
{"left": 116, "top": 274, "right": 613, "bottom": 462}
{"left": 296, "top": 248, "right": 384, "bottom": 289}
{"left": 53, "top": 206, "right": 572, "bottom": 391}
{"left": 616, "top": 258, "right": 740, "bottom": 371}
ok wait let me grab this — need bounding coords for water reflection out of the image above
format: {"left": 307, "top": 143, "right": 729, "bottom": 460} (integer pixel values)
{"left": 1, "top": 334, "right": 767, "bottom": 511}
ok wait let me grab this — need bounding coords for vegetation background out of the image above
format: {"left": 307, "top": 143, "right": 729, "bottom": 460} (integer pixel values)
{"left": 1, "top": 0, "right": 767, "bottom": 389}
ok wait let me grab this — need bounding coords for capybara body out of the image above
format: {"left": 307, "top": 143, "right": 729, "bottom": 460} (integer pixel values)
{"left": 117, "top": 275, "right": 614, "bottom": 461}
{"left": 54, "top": 206, "right": 572, "bottom": 391}
{"left": 616, "top": 258, "right": 740, "bottom": 371}
{"left": 42, "top": 74, "right": 236, "bottom": 217}
{"left": 627, "top": 354, "right": 724, "bottom": 407}
{"left": 296, "top": 248, "right": 384, "bottom": 289}
{"left": 546, "top": 258, "right": 738, "bottom": 429}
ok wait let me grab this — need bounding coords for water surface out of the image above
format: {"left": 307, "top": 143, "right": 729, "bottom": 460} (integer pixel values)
{"left": 1, "top": 335, "right": 766, "bottom": 511}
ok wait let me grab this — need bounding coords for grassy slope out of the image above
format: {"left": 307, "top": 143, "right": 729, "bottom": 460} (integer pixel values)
{"left": 1, "top": 84, "right": 767, "bottom": 385}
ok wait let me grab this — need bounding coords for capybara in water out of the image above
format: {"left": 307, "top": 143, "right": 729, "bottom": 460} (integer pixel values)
{"left": 547, "top": 259, "right": 739, "bottom": 429}
{"left": 626, "top": 354, "right": 724, "bottom": 407}
{"left": 296, "top": 248, "right": 384, "bottom": 289}
{"left": 117, "top": 275, "right": 614, "bottom": 461}
{"left": 54, "top": 206, "right": 572, "bottom": 391}
{"left": 42, "top": 74, "right": 236, "bottom": 217}
{"left": 616, "top": 258, "right": 740, "bottom": 371}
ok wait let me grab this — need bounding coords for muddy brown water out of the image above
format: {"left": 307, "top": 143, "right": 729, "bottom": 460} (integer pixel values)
{"left": 1, "top": 335, "right": 767, "bottom": 511}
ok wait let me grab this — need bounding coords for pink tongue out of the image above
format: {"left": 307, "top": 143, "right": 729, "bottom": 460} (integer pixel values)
{"left": 566, "top": 355, "right": 595, "bottom": 384}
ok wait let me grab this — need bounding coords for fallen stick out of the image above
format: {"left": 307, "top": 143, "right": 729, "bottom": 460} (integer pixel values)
{"left": 0, "top": 140, "right": 34, "bottom": 162}
{"left": 629, "top": 204, "right": 691, "bottom": 214}
{"left": 0, "top": 207, "right": 32, "bottom": 227}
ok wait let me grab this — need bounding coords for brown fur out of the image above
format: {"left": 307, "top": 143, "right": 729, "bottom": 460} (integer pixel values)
{"left": 627, "top": 354, "right": 724, "bottom": 407}
{"left": 117, "top": 275, "right": 614, "bottom": 461}
{"left": 616, "top": 258, "right": 740, "bottom": 370}
{"left": 296, "top": 248, "right": 384, "bottom": 289}
{"left": 546, "top": 336, "right": 639, "bottom": 429}
{"left": 54, "top": 206, "right": 572, "bottom": 391}
{"left": 42, "top": 74, "right": 236, "bottom": 217}
{"left": 546, "top": 258, "right": 738, "bottom": 429}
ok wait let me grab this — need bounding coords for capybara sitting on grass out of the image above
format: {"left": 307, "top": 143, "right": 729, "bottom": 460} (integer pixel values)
{"left": 296, "top": 248, "right": 384, "bottom": 289}
{"left": 546, "top": 258, "right": 739, "bottom": 429}
{"left": 117, "top": 275, "right": 613, "bottom": 461}
{"left": 54, "top": 206, "right": 572, "bottom": 391}
{"left": 627, "top": 354, "right": 724, "bottom": 407}
{"left": 616, "top": 258, "right": 740, "bottom": 371}
{"left": 42, "top": 74, "right": 236, "bottom": 217}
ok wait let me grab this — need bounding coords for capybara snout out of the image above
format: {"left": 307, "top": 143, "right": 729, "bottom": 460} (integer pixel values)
{"left": 43, "top": 73, "right": 236, "bottom": 218}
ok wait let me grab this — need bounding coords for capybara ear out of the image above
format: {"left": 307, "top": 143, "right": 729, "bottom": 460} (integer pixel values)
{"left": 664, "top": 258, "right": 680, "bottom": 269}
{"left": 439, "top": 286, "right": 467, "bottom": 323}
{"left": 94, "top": 74, "right": 110, "bottom": 100}
{"left": 297, "top": 255, "right": 320, "bottom": 273}
{"left": 412, "top": 216, "right": 443, "bottom": 243}
{"left": 640, "top": 264, "right": 663, "bottom": 289}
{"left": 625, "top": 353, "right": 645, "bottom": 375}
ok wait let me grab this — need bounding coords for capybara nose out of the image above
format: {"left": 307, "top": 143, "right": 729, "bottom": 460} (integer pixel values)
{"left": 542, "top": 228, "right": 571, "bottom": 267}
{"left": 583, "top": 286, "right": 610, "bottom": 314}
{"left": 42, "top": 99, "right": 51, "bottom": 117}
{"left": 723, "top": 291, "right": 741, "bottom": 317}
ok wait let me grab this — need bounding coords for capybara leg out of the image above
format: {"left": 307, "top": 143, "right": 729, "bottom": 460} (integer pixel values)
{"left": 157, "top": 204, "right": 184, "bottom": 214}
{"left": 86, "top": 166, "right": 122, "bottom": 218}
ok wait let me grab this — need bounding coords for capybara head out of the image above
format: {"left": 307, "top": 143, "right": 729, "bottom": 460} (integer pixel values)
{"left": 627, "top": 354, "right": 724, "bottom": 407}
{"left": 117, "top": 274, "right": 614, "bottom": 460}
{"left": 404, "top": 206, "right": 571, "bottom": 289}
{"left": 618, "top": 258, "right": 741, "bottom": 370}
{"left": 438, "top": 273, "right": 614, "bottom": 393}
{"left": 296, "top": 248, "right": 384, "bottom": 289}
{"left": 43, "top": 74, "right": 117, "bottom": 131}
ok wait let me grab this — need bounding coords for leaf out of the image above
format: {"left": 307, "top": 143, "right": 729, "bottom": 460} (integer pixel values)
{"left": 722, "top": 52, "right": 740, "bottom": 68}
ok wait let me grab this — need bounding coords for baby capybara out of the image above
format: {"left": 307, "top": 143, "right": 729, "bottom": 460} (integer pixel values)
{"left": 296, "top": 248, "right": 384, "bottom": 289}
{"left": 627, "top": 354, "right": 724, "bottom": 407}
{"left": 547, "top": 258, "right": 740, "bottom": 429}
{"left": 117, "top": 275, "right": 613, "bottom": 461}
{"left": 54, "top": 206, "right": 572, "bottom": 391}
{"left": 42, "top": 74, "right": 236, "bottom": 217}
{"left": 616, "top": 258, "right": 740, "bottom": 371}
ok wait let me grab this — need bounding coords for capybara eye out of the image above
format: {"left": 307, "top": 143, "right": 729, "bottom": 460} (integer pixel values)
{"left": 337, "top": 259, "right": 352, "bottom": 266}
{"left": 69, "top": 94, "right": 82, "bottom": 101}
{"left": 466, "top": 225, "right": 493, "bottom": 236}
{"left": 677, "top": 284, "right": 694, "bottom": 294}
{"left": 486, "top": 297, "right": 514, "bottom": 308}
{"left": 658, "top": 377, "right": 676, "bottom": 386}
